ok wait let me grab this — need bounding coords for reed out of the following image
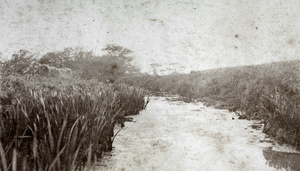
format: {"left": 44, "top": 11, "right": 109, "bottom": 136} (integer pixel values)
{"left": 0, "top": 76, "right": 147, "bottom": 171}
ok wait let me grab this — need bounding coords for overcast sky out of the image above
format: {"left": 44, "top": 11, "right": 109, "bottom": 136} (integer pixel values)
{"left": 0, "top": 0, "right": 300, "bottom": 74}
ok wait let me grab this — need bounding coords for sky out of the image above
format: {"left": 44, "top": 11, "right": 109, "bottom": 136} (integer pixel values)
{"left": 0, "top": 0, "right": 300, "bottom": 74}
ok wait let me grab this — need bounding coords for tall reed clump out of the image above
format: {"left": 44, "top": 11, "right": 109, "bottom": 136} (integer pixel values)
{"left": 0, "top": 77, "right": 147, "bottom": 171}
{"left": 256, "top": 63, "right": 300, "bottom": 146}
{"left": 113, "top": 84, "right": 149, "bottom": 116}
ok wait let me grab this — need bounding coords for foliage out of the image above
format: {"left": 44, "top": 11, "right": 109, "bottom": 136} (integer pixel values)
{"left": 38, "top": 46, "right": 139, "bottom": 82}
{"left": 0, "top": 78, "right": 147, "bottom": 171}
{"left": 102, "top": 44, "right": 133, "bottom": 57}
{"left": 2, "top": 50, "right": 36, "bottom": 77}
{"left": 120, "top": 60, "right": 300, "bottom": 148}
{"left": 39, "top": 49, "right": 73, "bottom": 68}
{"left": 0, "top": 48, "right": 147, "bottom": 170}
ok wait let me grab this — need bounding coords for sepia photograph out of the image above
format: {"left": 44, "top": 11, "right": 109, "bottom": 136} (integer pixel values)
{"left": 0, "top": 0, "right": 300, "bottom": 170}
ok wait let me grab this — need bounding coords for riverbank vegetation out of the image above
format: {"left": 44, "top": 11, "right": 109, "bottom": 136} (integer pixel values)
{"left": 120, "top": 60, "right": 300, "bottom": 149}
{"left": 1, "top": 46, "right": 300, "bottom": 169}
{"left": 0, "top": 47, "right": 147, "bottom": 170}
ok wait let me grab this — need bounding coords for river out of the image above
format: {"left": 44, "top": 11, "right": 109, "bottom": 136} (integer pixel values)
{"left": 96, "top": 96, "right": 300, "bottom": 171}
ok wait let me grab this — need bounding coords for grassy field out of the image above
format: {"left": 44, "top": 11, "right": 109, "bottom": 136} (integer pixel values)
{"left": 120, "top": 60, "right": 300, "bottom": 149}
{"left": 0, "top": 49, "right": 147, "bottom": 171}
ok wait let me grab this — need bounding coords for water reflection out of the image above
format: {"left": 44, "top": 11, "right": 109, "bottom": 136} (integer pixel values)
{"left": 263, "top": 147, "right": 300, "bottom": 171}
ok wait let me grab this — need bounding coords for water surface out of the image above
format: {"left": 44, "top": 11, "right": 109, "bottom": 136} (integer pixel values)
{"left": 97, "top": 97, "right": 298, "bottom": 171}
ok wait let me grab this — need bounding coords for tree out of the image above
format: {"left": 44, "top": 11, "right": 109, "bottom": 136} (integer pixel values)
{"left": 2, "top": 50, "right": 35, "bottom": 76}
{"left": 101, "top": 45, "right": 139, "bottom": 82}
{"left": 150, "top": 63, "right": 161, "bottom": 76}
{"left": 39, "top": 48, "right": 77, "bottom": 68}
{"left": 36, "top": 46, "right": 140, "bottom": 82}
{"left": 102, "top": 44, "right": 133, "bottom": 57}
